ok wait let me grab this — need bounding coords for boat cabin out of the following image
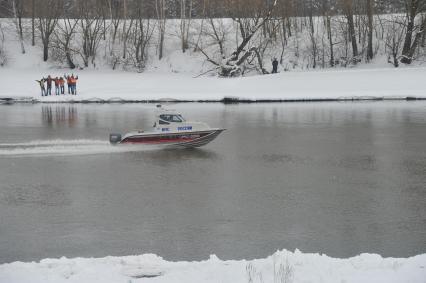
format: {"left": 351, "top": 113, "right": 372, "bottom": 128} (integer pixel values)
{"left": 158, "top": 113, "right": 186, "bottom": 125}
{"left": 152, "top": 106, "right": 208, "bottom": 133}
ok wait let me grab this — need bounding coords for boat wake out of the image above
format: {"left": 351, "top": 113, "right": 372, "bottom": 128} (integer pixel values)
{"left": 0, "top": 139, "right": 154, "bottom": 157}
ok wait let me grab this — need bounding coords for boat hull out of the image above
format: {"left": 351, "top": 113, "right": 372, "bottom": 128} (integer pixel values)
{"left": 117, "top": 129, "right": 225, "bottom": 148}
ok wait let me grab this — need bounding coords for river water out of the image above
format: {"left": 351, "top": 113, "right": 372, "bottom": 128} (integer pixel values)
{"left": 0, "top": 102, "right": 425, "bottom": 264}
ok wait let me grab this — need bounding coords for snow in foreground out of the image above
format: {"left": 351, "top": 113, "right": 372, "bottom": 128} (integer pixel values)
{"left": 0, "top": 250, "right": 425, "bottom": 283}
{"left": 1, "top": 66, "right": 426, "bottom": 102}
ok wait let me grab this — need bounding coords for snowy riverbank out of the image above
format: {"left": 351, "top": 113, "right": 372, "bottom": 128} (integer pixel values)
{"left": 1, "top": 250, "right": 425, "bottom": 283}
{"left": 1, "top": 66, "right": 426, "bottom": 103}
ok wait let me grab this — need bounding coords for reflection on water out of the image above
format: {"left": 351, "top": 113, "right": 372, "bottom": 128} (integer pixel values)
{"left": 129, "top": 148, "right": 220, "bottom": 162}
{"left": 42, "top": 105, "right": 78, "bottom": 127}
{"left": 0, "top": 184, "right": 71, "bottom": 207}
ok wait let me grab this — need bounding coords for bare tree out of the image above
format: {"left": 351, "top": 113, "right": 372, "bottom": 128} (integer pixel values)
{"left": 308, "top": 0, "right": 317, "bottom": 68}
{"left": 37, "top": 0, "right": 61, "bottom": 61}
{"left": 321, "top": 0, "right": 336, "bottom": 67}
{"left": 197, "top": 17, "right": 228, "bottom": 69}
{"left": 122, "top": 0, "right": 133, "bottom": 59}
{"left": 199, "top": 0, "right": 278, "bottom": 76}
{"left": 31, "top": 0, "right": 35, "bottom": 46}
{"left": 11, "top": 0, "right": 25, "bottom": 54}
{"left": 0, "top": 22, "right": 7, "bottom": 66}
{"left": 78, "top": 0, "right": 103, "bottom": 67}
{"left": 104, "top": 0, "right": 121, "bottom": 60}
{"left": 54, "top": 16, "right": 79, "bottom": 69}
{"left": 128, "top": 0, "right": 156, "bottom": 71}
{"left": 385, "top": 15, "right": 406, "bottom": 67}
{"left": 180, "top": 0, "right": 193, "bottom": 53}
{"left": 192, "top": 0, "right": 206, "bottom": 52}
{"left": 155, "top": 0, "right": 167, "bottom": 60}
{"left": 0, "top": 0, "right": 26, "bottom": 54}
{"left": 341, "top": 0, "right": 358, "bottom": 59}
{"left": 366, "top": 0, "right": 374, "bottom": 60}
{"left": 400, "top": 0, "right": 426, "bottom": 64}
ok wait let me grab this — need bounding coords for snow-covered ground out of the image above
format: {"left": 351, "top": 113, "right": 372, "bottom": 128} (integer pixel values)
{"left": 0, "top": 250, "right": 425, "bottom": 283}
{"left": 1, "top": 66, "right": 426, "bottom": 102}
{"left": 1, "top": 17, "right": 425, "bottom": 102}
{"left": 1, "top": 17, "right": 426, "bottom": 283}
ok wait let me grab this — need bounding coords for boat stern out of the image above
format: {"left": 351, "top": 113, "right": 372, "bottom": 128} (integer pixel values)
{"left": 109, "top": 133, "right": 122, "bottom": 145}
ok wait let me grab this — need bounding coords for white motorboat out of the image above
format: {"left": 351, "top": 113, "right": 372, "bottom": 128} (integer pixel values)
{"left": 109, "top": 106, "right": 225, "bottom": 148}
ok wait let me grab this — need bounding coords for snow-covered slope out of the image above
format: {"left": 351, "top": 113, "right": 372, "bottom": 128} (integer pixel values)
{"left": 1, "top": 17, "right": 425, "bottom": 102}
{"left": 1, "top": 66, "right": 426, "bottom": 102}
{"left": 1, "top": 250, "right": 425, "bottom": 283}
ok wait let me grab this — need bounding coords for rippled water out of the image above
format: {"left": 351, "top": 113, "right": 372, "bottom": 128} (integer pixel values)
{"left": 0, "top": 102, "right": 425, "bottom": 263}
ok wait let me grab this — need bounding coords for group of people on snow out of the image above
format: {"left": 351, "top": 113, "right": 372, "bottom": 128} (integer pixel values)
{"left": 36, "top": 74, "right": 79, "bottom": 96}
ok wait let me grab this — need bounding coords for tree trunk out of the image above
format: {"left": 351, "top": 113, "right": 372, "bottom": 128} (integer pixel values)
{"left": 366, "top": 0, "right": 374, "bottom": 61}
{"left": 43, "top": 43, "right": 48, "bottom": 61}
{"left": 327, "top": 15, "right": 334, "bottom": 67}
{"left": 65, "top": 37, "right": 75, "bottom": 69}
{"left": 309, "top": 12, "right": 316, "bottom": 69}
{"left": 159, "top": 31, "right": 164, "bottom": 59}
{"left": 343, "top": 0, "right": 358, "bottom": 59}
{"left": 156, "top": 0, "right": 166, "bottom": 60}
{"left": 347, "top": 14, "right": 358, "bottom": 58}
{"left": 12, "top": 0, "right": 25, "bottom": 54}
{"left": 31, "top": 0, "right": 35, "bottom": 46}
{"left": 405, "top": 17, "right": 426, "bottom": 63}
{"left": 401, "top": 0, "right": 419, "bottom": 64}
{"left": 401, "top": 20, "right": 414, "bottom": 63}
{"left": 122, "top": 0, "right": 127, "bottom": 59}
{"left": 66, "top": 51, "right": 76, "bottom": 69}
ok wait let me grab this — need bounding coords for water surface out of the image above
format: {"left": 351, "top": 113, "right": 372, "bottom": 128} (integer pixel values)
{"left": 0, "top": 102, "right": 425, "bottom": 263}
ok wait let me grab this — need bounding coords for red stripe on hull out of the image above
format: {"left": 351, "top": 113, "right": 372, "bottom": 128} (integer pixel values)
{"left": 120, "top": 133, "right": 209, "bottom": 145}
{"left": 121, "top": 137, "right": 196, "bottom": 144}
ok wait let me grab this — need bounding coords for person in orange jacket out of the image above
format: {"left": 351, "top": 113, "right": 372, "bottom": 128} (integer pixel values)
{"left": 54, "top": 77, "right": 60, "bottom": 95}
{"left": 64, "top": 74, "right": 72, "bottom": 94}
{"left": 70, "top": 74, "right": 78, "bottom": 95}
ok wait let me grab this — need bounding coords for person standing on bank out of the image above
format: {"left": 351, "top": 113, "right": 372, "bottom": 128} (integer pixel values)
{"left": 64, "top": 74, "right": 72, "bottom": 94}
{"left": 272, "top": 58, "right": 278, "bottom": 74}
{"left": 54, "top": 77, "right": 60, "bottom": 95}
{"left": 59, "top": 77, "right": 65, "bottom": 94}
{"left": 45, "top": 75, "right": 53, "bottom": 95}
{"left": 70, "top": 74, "right": 78, "bottom": 95}
{"left": 36, "top": 78, "right": 46, "bottom": 96}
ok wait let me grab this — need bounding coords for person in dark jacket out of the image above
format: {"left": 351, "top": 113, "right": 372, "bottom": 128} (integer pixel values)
{"left": 36, "top": 78, "right": 46, "bottom": 96}
{"left": 44, "top": 75, "right": 53, "bottom": 95}
{"left": 272, "top": 58, "right": 278, "bottom": 74}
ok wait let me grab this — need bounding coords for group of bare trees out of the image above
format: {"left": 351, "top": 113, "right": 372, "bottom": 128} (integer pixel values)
{"left": 0, "top": 0, "right": 425, "bottom": 76}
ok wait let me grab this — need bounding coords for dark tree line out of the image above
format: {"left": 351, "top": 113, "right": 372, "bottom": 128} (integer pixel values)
{"left": 0, "top": 0, "right": 414, "bottom": 18}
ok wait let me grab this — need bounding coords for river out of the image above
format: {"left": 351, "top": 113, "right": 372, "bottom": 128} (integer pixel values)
{"left": 0, "top": 102, "right": 425, "bottom": 263}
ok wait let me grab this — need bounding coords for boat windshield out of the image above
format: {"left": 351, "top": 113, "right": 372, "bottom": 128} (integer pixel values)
{"left": 159, "top": 114, "right": 185, "bottom": 123}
